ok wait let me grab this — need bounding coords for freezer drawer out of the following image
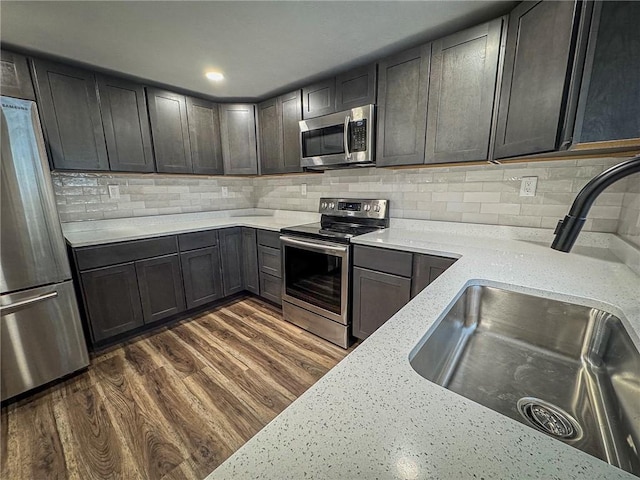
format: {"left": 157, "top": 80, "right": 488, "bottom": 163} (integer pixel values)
{"left": 1, "top": 281, "right": 89, "bottom": 401}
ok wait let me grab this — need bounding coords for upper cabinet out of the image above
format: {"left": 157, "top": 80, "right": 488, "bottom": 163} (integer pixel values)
{"left": 147, "top": 89, "right": 227, "bottom": 175}
{"left": 146, "top": 88, "right": 193, "bottom": 174}
{"left": 31, "top": 59, "right": 109, "bottom": 171}
{"left": 493, "top": 1, "right": 585, "bottom": 159}
{"left": 302, "top": 63, "right": 376, "bottom": 119}
{"left": 219, "top": 104, "right": 259, "bottom": 175}
{"left": 335, "top": 64, "right": 377, "bottom": 112}
{"left": 376, "top": 44, "right": 431, "bottom": 167}
{"left": 258, "top": 90, "right": 303, "bottom": 175}
{"left": 425, "top": 18, "right": 504, "bottom": 164}
{"left": 573, "top": 1, "right": 640, "bottom": 147}
{"left": 97, "top": 75, "right": 155, "bottom": 172}
{"left": 186, "top": 96, "right": 224, "bottom": 175}
{"left": 0, "top": 50, "right": 35, "bottom": 100}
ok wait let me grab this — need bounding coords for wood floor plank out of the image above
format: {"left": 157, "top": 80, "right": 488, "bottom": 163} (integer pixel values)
{"left": 197, "top": 313, "right": 314, "bottom": 397}
{"left": 147, "top": 329, "right": 205, "bottom": 378}
{"left": 174, "top": 323, "right": 294, "bottom": 419}
{"left": 93, "top": 355, "right": 186, "bottom": 478}
{"left": 218, "top": 306, "right": 335, "bottom": 374}
{"left": 141, "top": 366, "right": 234, "bottom": 478}
{"left": 12, "top": 397, "right": 67, "bottom": 479}
{"left": 63, "top": 387, "right": 142, "bottom": 479}
{"left": 2, "top": 297, "right": 350, "bottom": 480}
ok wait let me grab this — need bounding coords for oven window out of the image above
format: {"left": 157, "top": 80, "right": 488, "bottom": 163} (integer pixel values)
{"left": 302, "top": 125, "right": 345, "bottom": 158}
{"left": 284, "top": 246, "right": 342, "bottom": 314}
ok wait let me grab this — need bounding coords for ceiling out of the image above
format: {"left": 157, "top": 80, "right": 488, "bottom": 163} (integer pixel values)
{"left": 1, "top": 1, "right": 516, "bottom": 101}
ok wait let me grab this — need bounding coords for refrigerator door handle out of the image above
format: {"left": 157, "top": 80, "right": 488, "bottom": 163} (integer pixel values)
{"left": 0, "top": 291, "right": 58, "bottom": 316}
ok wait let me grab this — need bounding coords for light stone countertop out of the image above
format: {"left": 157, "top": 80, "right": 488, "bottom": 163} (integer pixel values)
{"left": 61, "top": 209, "right": 320, "bottom": 247}
{"left": 207, "top": 219, "right": 640, "bottom": 480}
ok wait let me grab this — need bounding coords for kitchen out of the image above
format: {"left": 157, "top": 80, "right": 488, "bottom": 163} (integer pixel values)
{"left": 1, "top": 1, "right": 639, "bottom": 479}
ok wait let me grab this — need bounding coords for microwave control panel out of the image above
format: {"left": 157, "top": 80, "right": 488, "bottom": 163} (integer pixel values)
{"left": 350, "top": 119, "right": 367, "bottom": 152}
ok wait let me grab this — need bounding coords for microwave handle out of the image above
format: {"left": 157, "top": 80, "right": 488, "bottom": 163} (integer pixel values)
{"left": 343, "top": 115, "right": 352, "bottom": 159}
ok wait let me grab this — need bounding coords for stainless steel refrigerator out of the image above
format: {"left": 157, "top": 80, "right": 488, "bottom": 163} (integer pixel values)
{"left": 1, "top": 95, "right": 89, "bottom": 401}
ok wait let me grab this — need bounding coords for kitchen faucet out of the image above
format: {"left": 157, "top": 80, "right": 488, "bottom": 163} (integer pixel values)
{"left": 551, "top": 154, "right": 640, "bottom": 252}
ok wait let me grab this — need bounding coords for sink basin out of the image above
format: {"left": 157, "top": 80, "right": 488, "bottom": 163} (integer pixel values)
{"left": 410, "top": 285, "right": 640, "bottom": 476}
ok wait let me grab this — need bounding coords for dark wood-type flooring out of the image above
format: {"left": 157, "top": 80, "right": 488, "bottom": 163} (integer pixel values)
{"left": 1, "top": 296, "right": 354, "bottom": 479}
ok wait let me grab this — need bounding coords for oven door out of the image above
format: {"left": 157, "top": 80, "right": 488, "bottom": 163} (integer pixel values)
{"left": 281, "top": 235, "right": 349, "bottom": 325}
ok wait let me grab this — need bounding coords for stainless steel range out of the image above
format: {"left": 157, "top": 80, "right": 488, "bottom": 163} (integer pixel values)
{"left": 280, "top": 198, "right": 389, "bottom": 348}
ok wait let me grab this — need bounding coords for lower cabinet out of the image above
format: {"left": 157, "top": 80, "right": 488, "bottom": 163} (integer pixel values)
{"left": 81, "top": 253, "right": 186, "bottom": 342}
{"left": 181, "top": 246, "right": 224, "bottom": 309}
{"left": 352, "top": 245, "right": 456, "bottom": 340}
{"left": 352, "top": 267, "right": 411, "bottom": 339}
{"left": 257, "top": 230, "right": 282, "bottom": 306}
{"left": 80, "top": 263, "right": 144, "bottom": 342}
{"left": 242, "top": 228, "right": 260, "bottom": 295}
{"left": 135, "top": 254, "right": 185, "bottom": 324}
{"left": 219, "top": 228, "right": 244, "bottom": 296}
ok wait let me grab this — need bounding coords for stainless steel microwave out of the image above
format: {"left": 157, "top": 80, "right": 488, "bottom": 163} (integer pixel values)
{"left": 299, "top": 104, "right": 375, "bottom": 169}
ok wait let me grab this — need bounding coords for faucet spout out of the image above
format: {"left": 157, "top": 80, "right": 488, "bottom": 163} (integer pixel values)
{"left": 551, "top": 154, "right": 640, "bottom": 252}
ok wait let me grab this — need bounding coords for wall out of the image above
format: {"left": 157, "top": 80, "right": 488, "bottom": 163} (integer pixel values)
{"left": 255, "top": 157, "right": 628, "bottom": 233}
{"left": 617, "top": 173, "right": 640, "bottom": 247}
{"left": 52, "top": 158, "right": 637, "bottom": 239}
{"left": 51, "top": 172, "right": 254, "bottom": 223}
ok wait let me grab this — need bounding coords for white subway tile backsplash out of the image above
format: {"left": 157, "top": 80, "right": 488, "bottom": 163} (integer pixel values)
{"left": 52, "top": 157, "right": 638, "bottom": 239}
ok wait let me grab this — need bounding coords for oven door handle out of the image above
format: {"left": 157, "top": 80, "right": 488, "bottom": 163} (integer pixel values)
{"left": 280, "top": 236, "right": 349, "bottom": 256}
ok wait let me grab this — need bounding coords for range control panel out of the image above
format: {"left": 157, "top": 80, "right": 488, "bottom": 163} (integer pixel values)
{"left": 319, "top": 198, "right": 388, "bottom": 220}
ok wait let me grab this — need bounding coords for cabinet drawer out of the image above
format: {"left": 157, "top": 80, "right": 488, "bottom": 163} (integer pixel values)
{"left": 75, "top": 236, "right": 177, "bottom": 271}
{"left": 353, "top": 245, "right": 413, "bottom": 277}
{"left": 257, "top": 229, "right": 281, "bottom": 249}
{"left": 258, "top": 245, "right": 281, "bottom": 278}
{"left": 178, "top": 230, "right": 218, "bottom": 251}
{"left": 260, "top": 273, "right": 282, "bottom": 306}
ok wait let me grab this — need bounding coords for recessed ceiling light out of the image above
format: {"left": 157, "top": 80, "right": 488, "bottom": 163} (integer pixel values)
{"left": 205, "top": 71, "right": 224, "bottom": 82}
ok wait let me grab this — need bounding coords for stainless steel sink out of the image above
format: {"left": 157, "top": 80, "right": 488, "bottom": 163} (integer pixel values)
{"left": 410, "top": 285, "right": 640, "bottom": 476}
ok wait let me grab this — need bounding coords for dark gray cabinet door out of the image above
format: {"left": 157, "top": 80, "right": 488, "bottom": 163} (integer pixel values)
{"left": 0, "top": 50, "right": 35, "bottom": 100}
{"left": 493, "top": 1, "right": 581, "bottom": 159}
{"left": 147, "top": 88, "right": 193, "bottom": 173}
{"left": 241, "top": 228, "right": 259, "bottom": 295}
{"left": 181, "top": 246, "right": 223, "bottom": 309}
{"left": 280, "top": 90, "right": 303, "bottom": 173}
{"left": 426, "top": 18, "right": 504, "bottom": 164}
{"left": 352, "top": 267, "right": 411, "bottom": 340}
{"left": 31, "top": 59, "right": 109, "bottom": 170}
{"left": 260, "top": 273, "right": 282, "bottom": 306}
{"left": 97, "top": 75, "right": 154, "bottom": 172}
{"left": 335, "top": 63, "right": 377, "bottom": 111}
{"left": 574, "top": 1, "right": 640, "bottom": 144}
{"left": 258, "top": 97, "right": 283, "bottom": 174}
{"left": 186, "top": 96, "right": 224, "bottom": 175}
{"left": 259, "top": 91, "right": 303, "bottom": 175}
{"left": 411, "top": 254, "right": 456, "bottom": 298}
{"left": 302, "top": 78, "right": 335, "bottom": 119}
{"left": 376, "top": 44, "right": 431, "bottom": 166}
{"left": 80, "top": 263, "right": 143, "bottom": 342}
{"left": 135, "top": 254, "right": 185, "bottom": 324}
{"left": 219, "top": 227, "right": 244, "bottom": 296}
{"left": 219, "top": 104, "right": 258, "bottom": 175}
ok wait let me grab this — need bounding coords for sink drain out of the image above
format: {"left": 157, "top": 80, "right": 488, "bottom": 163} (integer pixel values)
{"left": 517, "top": 397, "right": 582, "bottom": 440}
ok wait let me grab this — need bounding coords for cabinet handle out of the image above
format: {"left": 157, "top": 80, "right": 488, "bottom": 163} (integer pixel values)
{"left": 1, "top": 291, "right": 58, "bottom": 316}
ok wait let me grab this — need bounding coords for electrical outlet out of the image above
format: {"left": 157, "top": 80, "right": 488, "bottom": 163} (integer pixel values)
{"left": 520, "top": 176, "right": 538, "bottom": 197}
{"left": 301, "top": 183, "right": 307, "bottom": 197}
{"left": 221, "top": 186, "right": 228, "bottom": 198}
{"left": 108, "top": 184, "right": 120, "bottom": 199}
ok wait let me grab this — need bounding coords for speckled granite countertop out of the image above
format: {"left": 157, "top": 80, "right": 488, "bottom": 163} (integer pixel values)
{"left": 208, "top": 219, "right": 640, "bottom": 480}
{"left": 62, "top": 209, "right": 320, "bottom": 247}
